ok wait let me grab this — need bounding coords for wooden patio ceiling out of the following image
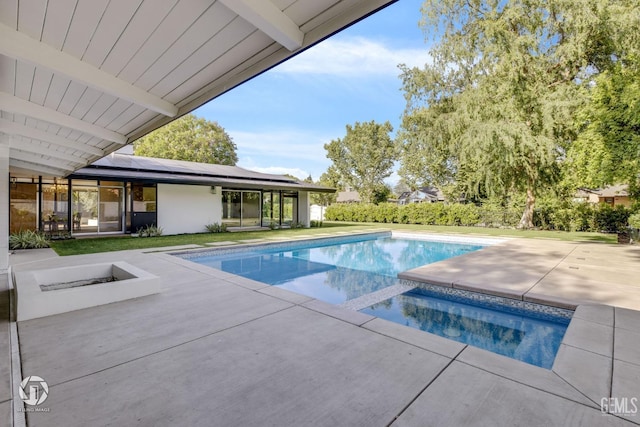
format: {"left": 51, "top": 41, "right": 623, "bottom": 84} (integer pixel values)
{"left": 0, "top": 0, "right": 395, "bottom": 177}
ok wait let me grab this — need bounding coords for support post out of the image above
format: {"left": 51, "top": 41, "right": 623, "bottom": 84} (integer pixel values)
{"left": 0, "top": 142, "right": 9, "bottom": 271}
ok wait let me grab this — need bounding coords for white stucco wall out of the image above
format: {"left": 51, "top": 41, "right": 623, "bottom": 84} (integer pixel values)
{"left": 157, "top": 184, "right": 221, "bottom": 235}
{"left": 298, "top": 191, "right": 310, "bottom": 227}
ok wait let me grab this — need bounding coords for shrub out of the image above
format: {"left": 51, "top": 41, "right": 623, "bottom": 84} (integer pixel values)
{"left": 9, "top": 230, "right": 50, "bottom": 250}
{"left": 205, "top": 222, "right": 228, "bottom": 233}
{"left": 593, "top": 204, "right": 630, "bottom": 233}
{"left": 628, "top": 213, "right": 640, "bottom": 229}
{"left": 137, "top": 224, "right": 163, "bottom": 237}
{"left": 310, "top": 220, "right": 323, "bottom": 227}
{"left": 290, "top": 221, "right": 306, "bottom": 229}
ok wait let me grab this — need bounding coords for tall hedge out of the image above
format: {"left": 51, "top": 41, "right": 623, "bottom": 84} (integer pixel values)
{"left": 324, "top": 202, "right": 633, "bottom": 232}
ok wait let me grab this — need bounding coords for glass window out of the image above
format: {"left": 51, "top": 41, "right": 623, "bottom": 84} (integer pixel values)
{"left": 242, "top": 191, "right": 261, "bottom": 227}
{"left": 133, "top": 185, "right": 156, "bottom": 212}
{"left": 99, "top": 187, "right": 123, "bottom": 232}
{"left": 42, "top": 182, "right": 69, "bottom": 229}
{"left": 222, "top": 191, "right": 241, "bottom": 227}
{"left": 72, "top": 186, "right": 98, "bottom": 233}
{"left": 10, "top": 182, "right": 38, "bottom": 233}
{"left": 71, "top": 180, "right": 125, "bottom": 233}
{"left": 222, "top": 190, "right": 261, "bottom": 227}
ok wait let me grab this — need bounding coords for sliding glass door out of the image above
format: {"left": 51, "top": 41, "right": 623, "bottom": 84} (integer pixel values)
{"left": 261, "top": 191, "right": 298, "bottom": 227}
{"left": 222, "top": 190, "right": 261, "bottom": 227}
{"left": 72, "top": 180, "right": 124, "bottom": 234}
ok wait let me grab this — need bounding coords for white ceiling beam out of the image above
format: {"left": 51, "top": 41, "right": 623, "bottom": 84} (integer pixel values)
{"left": 0, "top": 119, "right": 105, "bottom": 157}
{"left": 9, "top": 150, "right": 74, "bottom": 173}
{"left": 219, "top": 0, "right": 303, "bottom": 51}
{"left": 0, "top": 92, "right": 127, "bottom": 145}
{"left": 0, "top": 23, "right": 178, "bottom": 117}
{"left": 6, "top": 136, "right": 87, "bottom": 164}
{"left": 9, "top": 159, "right": 70, "bottom": 176}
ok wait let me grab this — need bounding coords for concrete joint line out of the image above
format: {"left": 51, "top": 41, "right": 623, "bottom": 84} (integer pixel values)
{"left": 384, "top": 346, "right": 467, "bottom": 427}
{"left": 523, "top": 245, "right": 579, "bottom": 296}
{"left": 551, "top": 363, "right": 606, "bottom": 409}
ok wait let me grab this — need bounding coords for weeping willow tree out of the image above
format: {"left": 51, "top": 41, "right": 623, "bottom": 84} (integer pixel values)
{"left": 567, "top": 61, "right": 640, "bottom": 198}
{"left": 398, "top": 0, "right": 622, "bottom": 228}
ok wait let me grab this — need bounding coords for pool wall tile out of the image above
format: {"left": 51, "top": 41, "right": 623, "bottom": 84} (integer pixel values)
{"left": 524, "top": 292, "right": 578, "bottom": 311}
{"left": 398, "top": 272, "right": 453, "bottom": 287}
{"left": 453, "top": 281, "right": 524, "bottom": 300}
{"left": 397, "top": 279, "right": 574, "bottom": 321}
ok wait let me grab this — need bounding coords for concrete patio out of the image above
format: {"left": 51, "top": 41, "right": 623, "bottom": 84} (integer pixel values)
{"left": 2, "top": 234, "right": 640, "bottom": 426}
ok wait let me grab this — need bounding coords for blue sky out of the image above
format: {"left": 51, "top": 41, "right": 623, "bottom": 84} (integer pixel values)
{"left": 195, "top": 0, "right": 429, "bottom": 183}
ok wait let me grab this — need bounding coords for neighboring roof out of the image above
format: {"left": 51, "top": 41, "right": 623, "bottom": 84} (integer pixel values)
{"left": 0, "top": 0, "right": 396, "bottom": 177}
{"left": 398, "top": 187, "right": 445, "bottom": 201}
{"left": 577, "top": 184, "right": 629, "bottom": 198}
{"left": 595, "top": 184, "right": 629, "bottom": 198}
{"left": 69, "top": 154, "right": 335, "bottom": 193}
{"left": 336, "top": 190, "right": 361, "bottom": 203}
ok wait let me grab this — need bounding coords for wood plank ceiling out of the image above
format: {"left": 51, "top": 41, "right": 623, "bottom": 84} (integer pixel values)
{"left": 0, "top": 0, "right": 395, "bottom": 177}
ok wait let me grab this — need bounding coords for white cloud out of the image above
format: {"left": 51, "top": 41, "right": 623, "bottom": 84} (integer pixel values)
{"left": 275, "top": 37, "right": 431, "bottom": 77}
{"left": 230, "top": 128, "right": 333, "bottom": 180}
{"left": 230, "top": 129, "right": 330, "bottom": 162}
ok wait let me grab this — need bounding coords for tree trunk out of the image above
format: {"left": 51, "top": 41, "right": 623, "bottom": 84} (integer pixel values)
{"left": 518, "top": 187, "right": 536, "bottom": 229}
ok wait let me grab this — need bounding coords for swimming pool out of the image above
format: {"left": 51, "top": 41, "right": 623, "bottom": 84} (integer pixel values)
{"left": 178, "top": 232, "right": 572, "bottom": 368}
{"left": 360, "top": 285, "right": 571, "bottom": 368}
{"left": 178, "top": 233, "right": 483, "bottom": 304}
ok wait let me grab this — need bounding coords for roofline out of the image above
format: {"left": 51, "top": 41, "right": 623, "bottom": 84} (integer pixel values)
{"left": 67, "top": 168, "right": 336, "bottom": 193}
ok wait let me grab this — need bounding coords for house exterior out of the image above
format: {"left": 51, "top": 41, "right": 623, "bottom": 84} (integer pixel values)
{"left": 397, "top": 187, "right": 445, "bottom": 205}
{"left": 335, "top": 189, "right": 361, "bottom": 203}
{"left": 9, "top": 154, "right": 334, "bottom": 236}
{"left": 575, "top": 185, "right": 631, "bottom": 208}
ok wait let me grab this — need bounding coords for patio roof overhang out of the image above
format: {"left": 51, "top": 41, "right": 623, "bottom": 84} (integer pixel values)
{"left": 69, "top": 164, "right": 337, "bottom": 193}
{"left": 0, "top": 0, "right": 396, "bottom": 177}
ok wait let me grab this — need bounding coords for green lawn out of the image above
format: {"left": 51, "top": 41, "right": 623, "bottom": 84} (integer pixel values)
{"left": 49, "top": 221, "right": 616, "bottom": 256}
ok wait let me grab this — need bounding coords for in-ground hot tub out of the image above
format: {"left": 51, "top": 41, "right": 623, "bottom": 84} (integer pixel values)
{"left": 14, "top": 262, "right": 160, "bottom": 321}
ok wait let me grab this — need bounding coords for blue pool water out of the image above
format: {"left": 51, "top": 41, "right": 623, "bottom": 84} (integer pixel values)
{"left": 182, "top": 234, "right": 482, "bottom": 304}
{"left": 360, "top": 287, "right": 570, "bottom": 368}
{"left": 180, "top": 233, "right": 572, "bottom": 368}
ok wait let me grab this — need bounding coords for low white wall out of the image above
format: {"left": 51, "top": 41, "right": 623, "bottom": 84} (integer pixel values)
{"left": 157, "top": 184, "right": 221, "bottom": 235}
{"left": 310, "top": 204, "right": 325, "bottom": 221}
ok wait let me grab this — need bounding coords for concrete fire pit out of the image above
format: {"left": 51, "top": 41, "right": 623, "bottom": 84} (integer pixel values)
{"left": 15, "top": 262, "right": 160, "bottom": 321}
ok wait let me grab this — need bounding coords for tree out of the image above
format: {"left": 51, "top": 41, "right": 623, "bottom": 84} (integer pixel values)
{"left": 324, "top": 120, "right": 397, "bottom": 204}
{"left": 567, "top": 62, "right": 640, "bottom": 197}
{"left": 134, "top": 114, "right": 238, "bottom": 165}
{"left": 306, "top": 174, "right": 338, "bottom": 219}
{"left": 398, "top": 0, "right": 620, "bottom": 228}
